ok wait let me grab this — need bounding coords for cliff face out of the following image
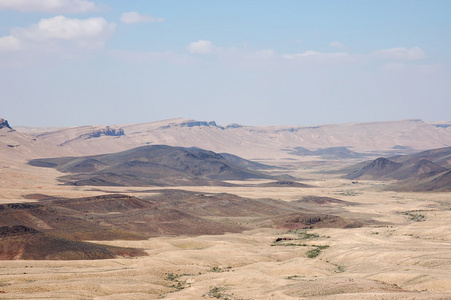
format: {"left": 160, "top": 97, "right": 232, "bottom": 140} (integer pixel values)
{"left": 89, "top": 126, "right": 124, "bottom": 138}
{"left": 0, "top": 119, "right": 13, "bottom": 130}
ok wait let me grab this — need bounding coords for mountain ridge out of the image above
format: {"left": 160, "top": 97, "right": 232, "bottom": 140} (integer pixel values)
{"left": 12, "top": 118, "right": 451, "bottom": 161}
{"left": 344, "top": 146, "right": 451, "bottom": 191}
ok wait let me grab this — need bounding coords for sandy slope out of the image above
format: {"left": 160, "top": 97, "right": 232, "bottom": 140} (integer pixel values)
{"left": 0, "top": 164, "right": 450, "bottom": 299}
{"left": 1, "top": 119, "right": 451, "bottom": 299}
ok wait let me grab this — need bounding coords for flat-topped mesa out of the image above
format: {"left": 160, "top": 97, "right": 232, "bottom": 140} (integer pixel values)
{"left": 180, "top": 120, "right": 222, "bottom": 128}
{"left": 225, "top": 123, "right": 243, "bottom": 129}
{"left": 0, "top": 118, "right": 13, "bottom": 130}
{"left": 159, "top": 120, "right": 226, "bottom": 130}
{"left": 164, "top": 120, "right": 244, "bottom": 130}
{"left": 90, "top": 126, "right": 124, "bottom": 138}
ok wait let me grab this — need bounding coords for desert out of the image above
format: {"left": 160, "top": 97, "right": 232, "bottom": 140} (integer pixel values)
{"left": 2, "top": 2, "right": 451, "bottom": 298}
{"left": 1, "top": 118, "right": 451, "bottom": 299}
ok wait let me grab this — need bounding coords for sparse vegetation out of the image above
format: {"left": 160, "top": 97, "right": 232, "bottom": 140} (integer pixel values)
{"left": 271, "top": 231, "right": 330, "bottom": 257}
{"left": 288, "top": 229, "right": 320, "bottom": 240}
{"left": 336, "top": 190, "right": 361, "bottom": 196}
{"left": 171, "top": 281, "right": 185, "bottom": 291}
{"left": 209, "top": 266, "right": 232, "bottom": 273}
{"left": 306, "top": 245, "right": 329, "bottom": 258}
{"left": 285, "top": 275, "right": 302, "bottom": 280}
{"left": 206, "top": 286, "right": 231, "bottom": 299}
{"left": 165, "top": 273, "right": 191, "bottom": 291}
{"left": 165, "top": 272, "right": 180, "bottom": 281}
{"left": 284, "top": 275, "right": 318, "bottom": 281}
{"left": 399, "top": 211, "right": 426, "bottom": 222}
{"left": 271, "top": 241, "right": 308, "bottom": 247}
{"left": 334, "top": 265, "right": 346, "bottom": 273}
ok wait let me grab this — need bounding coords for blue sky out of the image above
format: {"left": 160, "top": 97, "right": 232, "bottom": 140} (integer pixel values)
{"left": 0, "top": 0, "right": 450, "bottom": 127}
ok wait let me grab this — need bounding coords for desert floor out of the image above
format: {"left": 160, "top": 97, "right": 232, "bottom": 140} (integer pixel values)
{"left": 1, "top": 161, "right": 451, "bottom": 299}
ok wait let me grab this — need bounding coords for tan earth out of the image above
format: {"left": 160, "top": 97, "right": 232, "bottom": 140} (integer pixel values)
{"left": 1, "top": 119, "right": 451, "bottom": 299}
{"left": 1, "top": 158, "right": 451, "bottom": 299}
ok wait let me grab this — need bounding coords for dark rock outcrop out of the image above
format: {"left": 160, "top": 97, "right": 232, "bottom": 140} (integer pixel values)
{"left": 89, "top": 126, "right": 124, "bottom": 138}
{"left": 0, "top": 225, "right": 39, "bottom": 237}
{"left": 0, "top": 225, "right": 147, "bottom": 260}
{"left": 160, "top": 120, "right": 244, "bottom": 130}
{"left": 58, "top": 126, "right": 125, "bottom": 147}
{"left": 0, "top": 118, "right": 13, "bottom": 130}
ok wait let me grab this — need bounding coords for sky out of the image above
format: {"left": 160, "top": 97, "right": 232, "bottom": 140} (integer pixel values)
{"left": 0, "top": 0, "right": 450, "bottom": 127}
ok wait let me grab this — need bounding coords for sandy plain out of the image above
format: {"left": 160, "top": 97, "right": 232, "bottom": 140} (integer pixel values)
{"left": 1, "top": 157, "right": 451, "bottom": 300}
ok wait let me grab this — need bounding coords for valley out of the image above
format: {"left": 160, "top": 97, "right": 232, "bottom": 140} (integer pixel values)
{"left": 1, "top": 118, "right": 451, "bottom": 299}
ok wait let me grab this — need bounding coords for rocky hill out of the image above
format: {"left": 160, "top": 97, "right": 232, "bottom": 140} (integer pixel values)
{"left": 345, "top": 157, "right": 403, "bottom": 180}
{"left": 0, "top": 225, "right": 146, "bottom": 260}
{"left": 0, "top": 190, "right": 365, "bottom": 260}
{"left": 28, "top": 145, "right": 279, "bottom": 186}
{"left": 344, "top": 146, "right": 451, "bottom": 191}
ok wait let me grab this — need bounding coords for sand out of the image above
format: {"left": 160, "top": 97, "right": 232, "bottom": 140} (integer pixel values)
{"left": 1, "top": 158, "right": 451, "bottom": 300}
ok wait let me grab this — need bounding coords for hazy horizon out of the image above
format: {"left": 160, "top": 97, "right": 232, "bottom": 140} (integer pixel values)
{"left": 1, "top": 0, "right": 450, "bottom": 127}
{"left": 8, "top": 117, "right": 451, "bottom": 130}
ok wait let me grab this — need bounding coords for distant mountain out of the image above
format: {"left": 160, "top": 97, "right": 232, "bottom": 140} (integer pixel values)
{"left": 391, "top": 170, "right": 451, "bottom": 192}
{"left": 29, "top": 145, "right": 277, "bottom": 186}
{"left": 17, "top": 118, "right": 451, "bottom": 160}
{"left": 344, "top": 146, "right": 451, "bottom": 192}
{"left": 0, "top": 118, "right": 76, "bottom": 164}
{"left": 287, "top": 146, "right": 365, "bottom": 159}
{"left": 389, "top": 159, "right": 448, "bottom": 180}
{"left": 389, "top": 146, "right": 451, "bottom": 169}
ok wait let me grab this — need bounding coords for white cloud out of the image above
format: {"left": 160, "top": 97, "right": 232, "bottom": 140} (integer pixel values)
{"left": 110, "top": 50, "right": 196, "bottom": 65}
{"left": 280, "top": 50, "right": 365, "bottom": 67}
{"left": 0, "top": 35, "right": 21, "bottom": 51}
{"left": 372, "top": 46, "right": 426, "bottom": 60}
{"left": 187, "top": 40, "right": 217, "bottom": 54}
{"left": 13, "top": 15, "right": 116, "bottom": 49}
{"left": 283, "top": 50, "right": 349, "bottom": 60}
{"left": 120, "top": 12, "right": 164, "bottom": 24}
{"left": 0, "top": 0, "right": 99, "bottom": 13}
{"left": 330, "top": 41, "right": 346, "bottom": 50}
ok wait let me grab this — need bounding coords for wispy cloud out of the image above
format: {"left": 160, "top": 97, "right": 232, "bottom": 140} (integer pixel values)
{"left": 0, "top": 0, "right": 100, "bottom": 13}
{"left": 183, "top": 42, "right": 430, "bottom": 71}
{"left": 330, "top": 41, "right": 346, "bottom": 50}
{"left": 12, "top": 15, "right": 116, "bottom": 49}
{"left": 120, "top": 12, "right": 164, "bottom": 24}
{"left": 110, "top": 50, "right": 196, "bottom": 65}
{"left": 0, "top": 35, "right": 21, "bottom": 51}
{"left": 372, "top": 46, "right": 426, "bottom": 60}
{"left": 253, "top": 49, "right": 275, "bottom": 59}
{"left": 187, "top": 40, "right": 217, "bottom": 54}
{"left": 282, "top": 50, "right": 358, "bottom": 65}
